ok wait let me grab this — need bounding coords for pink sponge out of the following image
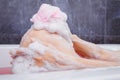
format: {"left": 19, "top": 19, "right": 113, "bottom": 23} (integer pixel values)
{"left": 30, "top": 4, "right": 67, "bottom": 23}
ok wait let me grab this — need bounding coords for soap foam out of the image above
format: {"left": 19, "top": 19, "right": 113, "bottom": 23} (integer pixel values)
{"left": 30, "top": 4, "right": 72, "bottom": 45}
{"left": 11, "top": 41, "right": 82, "bottom": 73}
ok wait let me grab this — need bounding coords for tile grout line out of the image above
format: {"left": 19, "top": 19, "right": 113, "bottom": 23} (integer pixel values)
{"left": 104, "top": 0, "right": 107, "bottom": 44}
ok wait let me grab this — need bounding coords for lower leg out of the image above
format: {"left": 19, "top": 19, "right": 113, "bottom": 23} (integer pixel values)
{"left": 71, "top": 35, "right": 120, "bottom": 61}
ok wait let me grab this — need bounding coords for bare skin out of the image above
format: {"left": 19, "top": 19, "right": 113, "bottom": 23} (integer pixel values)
{"left": 18, "top": 29, "right": 120, "bottom": 69}
{"left": 72, "top": 35, "right": 120, "bottom": 62}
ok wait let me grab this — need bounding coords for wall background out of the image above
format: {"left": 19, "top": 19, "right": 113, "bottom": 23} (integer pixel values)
{"left": 0, "top": 0, "right": 120, "bottom": 44}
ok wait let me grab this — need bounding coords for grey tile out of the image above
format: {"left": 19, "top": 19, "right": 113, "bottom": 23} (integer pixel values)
{"left": 0, "top": 0, "right": 103, "bottom": 44}
{"left": 0, "top": 0, "right": 120, "bottom": 44}
{"left": 0, "top": 33, "right": 21, "bottom": 44}
{"left": 106, "top": 0, "right": 120, "bottom": 36}
{"left": 104, "top": 36, "right": 120, "bottom": 44}
{"left": 105, "top": 0, "right": 120, "bottom": 43}
{"left": 77, "top": 35, "right": 104, "bottom": 44}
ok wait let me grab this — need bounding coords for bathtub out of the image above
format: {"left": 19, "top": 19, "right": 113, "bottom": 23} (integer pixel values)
{"left": 0, "top": 44, "right": 120, "bottom": 80}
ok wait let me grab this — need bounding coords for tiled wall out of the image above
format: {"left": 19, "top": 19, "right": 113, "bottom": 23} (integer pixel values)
{"left": 0, "top": 0, "right": 120, "bottom": 44}
{"left": 105, "top": 0, "right": 120, "bottom": 43}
